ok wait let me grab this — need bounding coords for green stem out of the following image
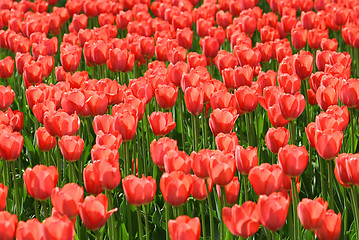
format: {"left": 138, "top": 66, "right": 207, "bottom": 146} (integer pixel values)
{"left": 2, "top": 160, "right": 7, "bottom": 187}
{"left": 239, "top": 116, "right": 243, "bottom": 146}
{"left": 11, "top": 161, "right": 20, "bottom": 217}
{"left": 201, "top": 108, "right": 207, "bottom": 149}
{"left": 56, "top": 142, "right": 63, "bottom": 183}
{"left": 245, "top": 113, "right": 252, "bottom": 146}
{"left": 141, "top": 120, "right": 148, "bottom": 176}
{"left": 291, "top": 178, "right": 300, "bottom": 240}
{"left": 41, "top": 200, "right": 48, "bottom": 218}
{"left": 143, "top": 205, "right": 150, "bottom": 240}
{"left": 96, "top": 230, "right": 100, "bottom": 240}
{"left": 137, "top": 207, "right": 144, "bottom": 240}
{"left": 243, "top": 175, "right": 249, "bottom": 202}
{"left": 312, "top": 231, "right": 315, "bottom": 240}
{"left": 302, "top": 80, "right": 310, "bottom": 124}
{"left": 319, "top": 157, "right": 327, "bottom": 201}
{"left": 220, "top": 186, "right": 227, "bottom": 239}
{"left": 123, "top": 141, "right": 130, "bottom": 176}
{"left": 178, "top": 91, "right": 186, "bottom": 151}
{"left": 70, "top": 162, "right": 77, "bottom": 183}
{"left": 193, "top": 115, "right": 200, "bottom": 152}
{"left": 200, "top": 201, "right": 207, "bottom": 239}
{"left": 328, "top": 160, "right": 334, "bottom": 210}
{"left": 35, "top": 200, "right": 40, "bottom": 220}
{"left": 106, "top": 191, "right": 115, "bottom": 240}
{"left": 349, "top": 186, "right": 359, "bottom": 237}
{"left": 127, "top": 200, "right": 133, "bottom": 240}
{"left": 165, "top": 202, "right": 170, "bottom": 240}
{"left": 350, "top": 107, "right": 356, "bottom": 153}
{"left": 205, "top": 181, "right": 214, "bottom": 240}
{"left": 289, "top": 121, "right": 295, "bottom": 145}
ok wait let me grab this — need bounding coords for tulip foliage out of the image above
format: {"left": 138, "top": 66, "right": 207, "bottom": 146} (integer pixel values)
{"left": 1, "top": 0, "right": 359, "bottom": 239}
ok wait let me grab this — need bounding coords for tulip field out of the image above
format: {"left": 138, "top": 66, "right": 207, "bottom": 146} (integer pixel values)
{"left": 1, "top": 0, "right": 359, "bottom": 239}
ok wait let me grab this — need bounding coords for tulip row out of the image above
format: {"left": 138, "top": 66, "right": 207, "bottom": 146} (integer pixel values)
{"left": 0, "top": 0, "right": 359, "bottom": 239}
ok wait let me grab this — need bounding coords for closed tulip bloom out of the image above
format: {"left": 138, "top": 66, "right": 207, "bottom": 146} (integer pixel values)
{"left": 235, "top": 86, "right": 258, "bottom": 113}
{"left": 35, "top": 127, "right": 57, "bottom": 152}
{"left": 291, "top": 27, "right": 308, "bottom": 50}
{"left": 92, "top": 160, "right": 121, "bottom": 191}
{"left": 209, "top": 151, "right": 236, "bottom": 186}
{"left": 151, "top": 137, "right": 178, "bottom": 170}
{"left": 267, "top": 104, "right": 290, "bottom": 127}
{"left": 321, "top": 38, "right": 338, "bottom": 51}
{"left": 248, "top": 163, "right": 284, "bottom": 196}
{"left": 164, "top": 150, "right": 192, "bottom": 174}
{"left": 79, "top": 194, "right": 117, "bottom": 231}
{"left": 155, "top": 84, "right": 178, "bottom": 110}
{"left": 184, "top": 87, "right": 204, "bottom": 116}
{"left": 91, "top": 144, "right": 119, "bottom": 164}
{"left": 0, "top": 211, "right": 17, "bottom": 240}
{"left": 16, "top": 218, "right": 43, "bottom": 240}
{"left": 305, "top": 122, "right": 317, "bottom": 148}
{"left": 0, "top": 56, "right": 14, "bottom": 79}
{"left": 210, "top": 91, "right": 237, "bottom": 110}
{"left": 51, "top": 183, "right": 84, "bottom": 219}
{"left": 335, "top": 153, "right": 359, "bottom": 185}
{"left": 83, "top": 163, "right": 103, "bottom": 195}
{"left": 315, "top": 210, "right": 341, "bottom": 240}
{"left": 113, "top": 112, "right": 138, "bottom": 141}
{"left": 160, "top": 171, "right": 193, "bottom": 207}
{"left": 43, "top": 216, "right": 74, "bottom": 240}
{"left": 297, "top": 198, "right": 328, "bottom": 231}
{"left": 216, "top": 176, "right": 240, "bottom": 205}
{"left": 168, "top": 215, "right": 201, "bottom": 240}
{"left": 96, "top": 131, "right": 122, "bottom": 150}
{"left": 265, "top": 127, "right": 290, "bottom": 154}
{"left": 315, "top": 129, "right": 343, "bottom": 160}
{"left": 339, "top": 79, "right": 359, "bottom": 108}
{"left": 23, "top": 165, "right": 58, "bottom": 201}
{"left": 257, "top": 192, "right": 289, "bottom": 232}
{"left": 200, "top": 36, "right": 219, "bottom": 59}
{"left": 191, "top": 175, "right": 213, "bottom": 201}
{"left": 0, "top": 85, "right": 14, "bottom": 111}
{"left": 177, "top": 28, "right": 193, "bottom": 50}
{"left": 122, "top": 174, "right": 156, "bottom": 206}
{"left": 0, "top": 184, "right": 7, "bottom": 211}
{"left": 0, "top": 131, "right": 24, "bottom": 161}
{"left": 235, "top": 145, "right": 258, "bottom": 175}
{"left": 209, "top": 109, "right": 238, "bottom": 136}
{"left": 278, "top": 145, "right": 309, "bottom": 177}
{"left": 191, "top": 149, "right": 212, "bottom": 179}
{"left": 223, "top": 201, "right": 260, "bottom": 238}
{"left": 44, "top": 110, "right": 80, "bottom": 137}
{"left": 316, "top": 85, "right": 338, "bottom": 111}
{"left": 279, "top": 93, "right": 306, "bottom": 121}
{"left": 148, "top": 112, "right": 176, "bottom": 136}
{"left": 72, "top": 14, "right": 87, "bottom": 32}
{"left": 93, "top": 114, "right": 115, "bottom": 134}
{"left": 216, "top": 132, "right": 239, "bottom": 154}
{"left": 234, "top": 65, "right": 254, "bottom": 87}
{"left": 58, "top": 135, "right": 84, "bottom": 162}
{"left": 278, "top": 73, "right": 301, "bottom": 94}
{"left": 294, "top": 52, "right": 313, "bottom": 80}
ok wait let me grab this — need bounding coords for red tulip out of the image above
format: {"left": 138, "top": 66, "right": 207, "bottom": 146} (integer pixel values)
{"left": 160, "top": 171, "right": 192, "bottom": 207}
{"left": 339, "top": 79, "right": 359, "bottom": 108}
{"left": 278, "top": 73, "right": 301, "bottom": 94}
{"left": 209, "top": 109, "right": 238, "bottom": 136}
{"left": 257, "top": 192, "right": 289, "bottom": 232}
{"left": 96, "top": 131, "right": 122, "bottom": 150}
{"left": 150, "top": 137, "right": 178, "bottom": 170}
{"left": 43, "top": 110, "right": 80, "bottom": 137}
{"left": 294, "top": 52, "right": 313, "bottom": 80}
{"left": 235, "top": 145, "right": 258, "bottom": 175}
{"left": 316, "top": 85, "right": 338, "bottom": 111}
{"left": 248, "top": 163, "right": 284, "bottom": 196}
{"left": 0, "top": 85, "right": 14, "bottom": 111}
{"left": 155, "top": 84, "right": 178, "bottom": 110}
{"left": 200, "top": 36, "right": 219, "bottom": 59}
{"left": 216, "top": 176, "right": 240, "bottom": 205}
{"left": 315, "top": 129, "right": 343, "bottom": 160}
{"left": 235, "top": 86, "right": 258, "bottom": 113}
{"left": 278, "top": 145, "right": 309, "bottom": 177}
{"left": 0, "top": 211, "right": 17, "bottom": 240}
{"left": 223, "top": 201, "right": 260, "bottom": 238}
{"left": 279, "top": 93, "right": 306, "bottom": 121}
{"left": 209, "top": 150, "right": 236, "bottom": 186}
{"left": 122, "top": 175, "right": 156, "bottom": 206}
{"left": 43, "top": 216, "right": 74, "bottom": 240}
{"left": 113, "top": 112, "right": 138, "bottom": 142}
{"left": 191, "top": 149, "right": 212, "bottom": 179}
{"left": 16, "top": 218, "right": 43, "bottom": 240}
{"left": 23, "top": 165, "right": 58, "bottom": 201}
{"left": 216, "top": 132, "right": 239, "bottom": 154}
{"left": 92, "top": 160, "right": 121, "bottom": 191}
{"left": 190, "top": 175, "right": 213, "bottom": 201}
{"left": 0, "top": 56, "right": 14, "bottom": 79}
{"left": 51, "top": 183, "right": 84, "bottom": 219}
{"left": 79, "top": 194, "right": 117, "bottom": 231}
{"left": 315, "top": 210, "right": 341, "bottom": 240}
{"left": 164, "top": 150, "right": 192, "bottom": 174}
{"left": 184, "top": 87, "right": 204, "bottom": 116}
{"left": 58, "top": 135, "right": 84, "bottom": 162}
{"left": 148, "top": 112, "right": 176, "bottom": 136}
{"left": 177, "top": 28, "right": 193, "bottom": 50}
{"left": 93, "top": 115, "right": 115, "bottom": 135}
{"left": 233, "top": 65, "right": 254, "bottom": 87}
{"left": 291, "top": 27, "right": 308, "bottom": 50}
{"left": 0, "top": 131, "right": 24, "bottom": 161}
{"left": 168, "top": 215, "right": 201, "bottom": 240}
{"left": 0, "top": 183, "right": 7, "bottom": 211}
{"left": 297, "top": 197, "right": 328, "bottom": 231}
{"left": 335, "top": 153, "right": 359, "bottom": 185}
{"left": 265, "top": 127, "right": 290, "bottom": 154}
{"left": 321, "top": 38, "right": 338, "bottom": 51}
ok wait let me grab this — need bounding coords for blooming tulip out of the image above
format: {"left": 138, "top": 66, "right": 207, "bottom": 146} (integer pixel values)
{"left": 122, "top": 175, "right": 156, "bottom": 206}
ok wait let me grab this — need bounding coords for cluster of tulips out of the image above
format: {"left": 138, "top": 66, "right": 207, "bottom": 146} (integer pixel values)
{"left": 1, "top": 0, "right": 359, "bottom": 239}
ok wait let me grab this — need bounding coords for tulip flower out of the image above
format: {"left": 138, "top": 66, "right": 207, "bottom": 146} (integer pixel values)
{"left": 191, "top": 175, "right": 213, "bottom": 201}
{"left": 92, "top": 160, "right": 121, "bottom": 191}
{"left": 315, "top": 129, "right": 343, "bottom": 160}
{"left": 0, "top": 85, "right": 14, "bottom": 111}
{"left": 164, "top": 150, "right": 192, "bottom": 174}
{"left": 315, "top": 210, "right": 341, "bottom": 240}
{"left": 278, "top": 145, "right": 309, "bottom": 178}
{"left": 113, "top": 112, "right": 138, "bottom": 142}
{"left": 95, "top": 131, "right": 122, "bottom": 150}
{"left": 184, "top": 87, "right": 204, "bottom": 116}
{"left": 297, "top": 198, "right": 328, "bottom": 231}
{"left": 36, "top": 127, "right": 57, "bottom": 152}
{"left": 265, "top": 127, "right": 290, "bottom": 154}
{"left": 223, "top": 201, "right": 260, "bottom": 238}
{"left": 209, "top": 150, "right": 236, "bottom": 186}
{"left": 43, "top": 216, "right": 74, "bottom": 240}
{"left": 51, "top": 183, "right": 84, "bottom": 219}
{"left": 160, "top": 171, "right": 192, "bottom": 207}
{"left": 0, "top": 211, "right": 17, "bottom": 240}
{"left": 216, "top": 176, "right": 240, "bottom": 205}
{"left": 23, "top": 165, "right": 58, "bottom": 201}
{"left": 257, "top": 192, "right": 289, "bottom": 232}
{"left": 58, "top": 135, "right": 84, "bottom": 162}
{"left": 0, "top": 184, "right": 7, "bottom": 211}
{"left": 148, "top": 112, "right": 176, "bottom": 136}
{"left": 122, "top": 175, "right": 156, "bottom": 206}
{"left": 83, "top": 163, "right": 103, "bottom": 195}
{"left": 209, "top": 109, "right": 238, "bottom": 136}
{"left": 235, "top": 86, "right": 258, "bottom": 113}
{"left": 150, "top": 137, "right": 178, "bottom": 171}
{"left": 79, "top": 194, "right": 118, "bottom": 231}
{"left": 279, "top": 93, "right": 306, "bottom": 122}
{"left": 155, "top": 84, "right": 178, "bottom": 110}
{"left": 16, "top": 218, "right": 43, "bottom": 240}
{"left": 0, "top": 131, "right": 24, "bottom": 161}
{"left": 216, "top": 133, "right": 239, "bottom": 154}
{"left": 235, "top": 145, "right": 258, "bottom": 175}
{"left": 191, "top": 149, "right": 212, "bottom": 179}
{"left": 43, "top": 110, "right": 80, "bottom": 137}
{"left": 0, "top": 56, "right": 14, "bottom": 79}
{"left": 168, "top": 216, "right": 201, "bottom": 240}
